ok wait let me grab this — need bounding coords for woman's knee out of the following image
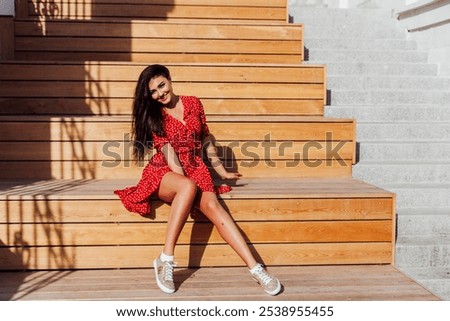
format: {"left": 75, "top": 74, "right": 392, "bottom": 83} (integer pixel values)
{"left": 158, "top": 172, "right": 197, "bottom": 202}
{"left": 178, "top": 176, "right": 197, "bottom": 196}
{"left": 201, "top": 195, "right": 222, "bottom": 215}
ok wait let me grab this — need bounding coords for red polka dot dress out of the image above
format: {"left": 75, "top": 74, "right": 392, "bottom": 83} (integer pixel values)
{"left": 114, "top": 96, "right": 231, "bottom": 215}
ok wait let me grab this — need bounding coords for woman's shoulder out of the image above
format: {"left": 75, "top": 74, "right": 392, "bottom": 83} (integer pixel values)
{"left": 181, "top": 95, "right": 201, "bottom": 104}
{"left": 181, "top": 95, "right": 204, "bottom": 111}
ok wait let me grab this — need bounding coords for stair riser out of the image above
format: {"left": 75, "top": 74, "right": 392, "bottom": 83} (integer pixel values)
{"left": 397, "top": 215, "right": 450, "bottom": 236}
{"left": 353, "top": 164, "right": 450, "bottom": 185}
{"left": 355, "top": 123, "right": 450, "bottom": 141}
{"left": 0, "top": 63, "right": 326, "bottom": 113}
{"left": 290, "top": 7, "right": 403, "bottom": 38}
{"left": 309, "top": 49, "right": 428, "bottom": 64}
{"left": 0, "top": 196, "right": 394, "bottom": 269}
{"left": 0, "top": 141, "right": 355, "bottom": 162}
{"left": 0, "top": 120, "right": 354, "bottom": 142}
{"left": 326, "top": 106, "right": 450, "bottom": 122}
{"left": 376, "top": 188, "right": 450, "bottom": 208}
{"left": 331, "top": 91, "right": 450, "bottom": 105}
{"left": 306, "top": 38, "right": 417, "bottom": 51}
{"left": 395, "top": 246, "right": 450, "bottom": 268}
{"left": 327, "top": 77, "right": 450, "bottom": 91}
{"left": 0, "top": 160, "right": 353, "bottom": 180}
{"left": 322, "top": 62, "right": 438, "bottom": 76}
{"left": 300, "top": 25, "right": 404, "bottom": 39}
{"left": 357, "top": 142, "right": 450, "bottom": 161}
{"left": 0, "top": 242, "right": 393, "bottom": 270}
{"left": 23, "top": 0, "right": 288, "bottom": 21}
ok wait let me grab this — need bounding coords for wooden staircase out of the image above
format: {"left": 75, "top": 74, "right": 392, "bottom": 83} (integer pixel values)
{"left": 0, "top": 0, "right": 396, "bottom": 270}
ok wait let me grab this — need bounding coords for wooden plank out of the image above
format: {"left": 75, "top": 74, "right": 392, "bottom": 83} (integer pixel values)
{"left": 0, "top": 177, "right": 394, "bottom": 198}
{"left": 0, "top": 81, "right": 322, "bottom": 99}
{"left": 0, "top": 141, "right": 355, "bottom": 161}
{"left": 27, "top": 0, "right": 287, "bottom": 7}
{"left": 15, "top": 37, "right": 301, "bottom": 54}
{"left": 0, "top": 265, "right": 439, "bottom": 302}
{"left": 0, "top": 197, "right": 395, "bottom": 223}
{"left": 0, "top": 63, "right": 323, "bottom": 83}
{"left": 0, "top": 98, "right": 324, "bottom": 116}
{"left": 14, "top": 20, "right": 302, "bottom": 39}
{"left": 15, "top": 0, "right": 29, "bottom": 18}
{"left": 0, "top": 118, "right": 354, "bottom": 141}
{"left": 15, "top": 51, "right": 302, "bottom": 63}
{"left": 0, "top": 177, "right": 395, "bottom": 199}
{"left": 0, "top": 17, "right": 14, "bottom": 60}
{"left": 57, "top": 0, "right": 287, "bottom": 7}
{"left": 0, "top": 242, "right": 393, "bottom": 269}
{"left": 0, "top": 63, "right": 325, "bottom": 113}
{"left": 0, "top": 265, "right": 439, "bottom": 301}
{"left": 0, "top": 159, "right": 353, "bottom": 179}
{"left": 27, "top": 1, "right": 287, "bottom": 21}
{"left": 1, "top": 220, "right": 393, "bottom": 246}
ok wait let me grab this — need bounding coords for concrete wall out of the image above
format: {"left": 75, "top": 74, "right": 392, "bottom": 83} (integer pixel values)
{"left": 288, "top": 0, "right": 401, "bottom": 9}
{"left": 289, "top": 0, "right": 450, "bottom": 76}
{"left": 0, "top": 0, "right": 14, "bottom": 15}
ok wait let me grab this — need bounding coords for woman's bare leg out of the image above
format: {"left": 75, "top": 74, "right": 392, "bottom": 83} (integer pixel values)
{"left": 196, "top": 191, "right": 258, "bottom": 268}
{"left": 156, "top": 172, "right": 198, "bottom": 256}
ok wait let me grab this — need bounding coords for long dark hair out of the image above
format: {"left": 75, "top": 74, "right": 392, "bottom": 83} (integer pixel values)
{"left": 132, "top": 64, "right": 171, "bottom": 161}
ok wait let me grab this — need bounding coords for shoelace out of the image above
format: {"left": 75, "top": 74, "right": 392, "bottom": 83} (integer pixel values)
{"left": 163, "top": 261, "right": 176, "bottom": 282}
{"left": 254, "top": 266, "right": 273, "bottom": 285}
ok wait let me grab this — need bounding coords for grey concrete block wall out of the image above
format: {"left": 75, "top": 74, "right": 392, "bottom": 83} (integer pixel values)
{"left": 0, "top": 0, "right": 14, "bottom": 15}
{"left": 289, "top": 4, "right": 450, "bottom": 300}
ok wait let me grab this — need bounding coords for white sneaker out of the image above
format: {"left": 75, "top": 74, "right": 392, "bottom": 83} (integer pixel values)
{"left": 250, "top": 264, "right": 282, "bottom": 296}
{"left": 153, "top": 257, "right": 176, "bottom": 294}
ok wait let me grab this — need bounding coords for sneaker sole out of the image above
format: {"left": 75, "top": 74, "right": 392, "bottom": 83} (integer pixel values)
{"left": 153, "top": 259, "right": 175, "bottom": 294}
{"left": 252, "top": 276, "right": 282, "bottom": 296}
{"left": 266, "top": 280, "right": 282, "bottom": 296}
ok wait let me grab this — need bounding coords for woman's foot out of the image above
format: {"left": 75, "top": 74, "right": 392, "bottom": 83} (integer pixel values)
{"left": 250, "top": 263, "right": 282, "bottom": 296}
{"left": 153, "top": 257, "right": 176, "bottom": 294}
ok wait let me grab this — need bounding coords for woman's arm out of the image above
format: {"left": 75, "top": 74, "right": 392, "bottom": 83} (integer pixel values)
{"left": 161, "top": 143, "right": 185, "bottom": 176}
{"left": 202, "top": 135, "right": 241, "bottom": 179}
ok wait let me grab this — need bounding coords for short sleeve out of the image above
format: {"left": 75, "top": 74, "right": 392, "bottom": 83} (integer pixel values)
{"left": 152, "top": 132, "right": 169, "bottom": 152}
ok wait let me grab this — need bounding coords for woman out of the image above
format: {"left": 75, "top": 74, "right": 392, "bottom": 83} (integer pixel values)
{"left": 114, "top": 64, "right": 281, "bottom": 296}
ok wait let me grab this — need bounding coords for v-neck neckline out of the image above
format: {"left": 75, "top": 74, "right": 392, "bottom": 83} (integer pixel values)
{"left": 163, "top": 96, "right": 186, "bottom": 126}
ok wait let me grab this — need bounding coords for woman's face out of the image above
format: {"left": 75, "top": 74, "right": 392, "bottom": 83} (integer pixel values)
{"left": 148, "top": 75, "right": 174, "bottom": 106}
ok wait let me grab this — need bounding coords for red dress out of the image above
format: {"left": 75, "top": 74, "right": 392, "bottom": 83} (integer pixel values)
{"left": 114, "top": 96, "right": 231, "bottom": 215}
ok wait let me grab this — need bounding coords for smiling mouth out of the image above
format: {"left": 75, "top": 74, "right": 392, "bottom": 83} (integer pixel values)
{"left": 161, "top": 92, "right": 171, "bottom": 99}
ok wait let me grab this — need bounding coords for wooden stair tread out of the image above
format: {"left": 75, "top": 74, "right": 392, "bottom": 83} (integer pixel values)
{"left": 0, "top": 177, "right": 394, "bottom": 200}
{"left": 0, "top": 265, "right": 439, "bottom": 300}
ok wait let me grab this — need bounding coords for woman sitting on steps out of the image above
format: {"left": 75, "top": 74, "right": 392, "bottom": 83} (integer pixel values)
{"left": 114, "top": 64, "right": 282, "bottom": 296}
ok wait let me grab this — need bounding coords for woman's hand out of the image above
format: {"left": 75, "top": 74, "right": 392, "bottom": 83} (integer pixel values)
{"left": 220, "top": 171, "right": 242, "bottom": 180}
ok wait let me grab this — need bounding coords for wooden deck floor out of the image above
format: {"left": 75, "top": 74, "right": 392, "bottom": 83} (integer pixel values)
{"left": 0, "top": 265, "right": 440, "bottom": 301}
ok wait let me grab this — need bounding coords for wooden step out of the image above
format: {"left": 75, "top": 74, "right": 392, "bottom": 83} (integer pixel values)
{"left": 19, "top": 0, "right": 288, "bottom": 22}
{"left": 0, "top": 265, "right": 439, "bottom": 300}
{"left": 0, "top": 115, "right": 355, "bottom": 179}
{"left": 0, "top": 62, "right": 326, "bottom": 116}
{"left": 13, "top": 19, "right": 303, "bottom": 63}
{"left": 0, "top": 177, "right": 396, "bottom": 270}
